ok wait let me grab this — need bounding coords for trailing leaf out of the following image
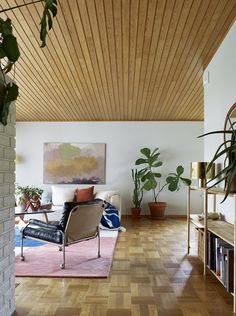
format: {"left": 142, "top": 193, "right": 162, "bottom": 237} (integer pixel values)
{"left": 40, "top": 0, "right": 58, "bottom": 47}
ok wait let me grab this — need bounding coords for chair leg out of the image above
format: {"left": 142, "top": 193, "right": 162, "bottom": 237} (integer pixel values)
{"left": 60, "top": 235, "right": 65, "bottom": 269}
{"left": 20, "top": 233, "right": 25, "bottom": 261}
{"left": 98, "top": 226, "right": 101, "bottom": 258}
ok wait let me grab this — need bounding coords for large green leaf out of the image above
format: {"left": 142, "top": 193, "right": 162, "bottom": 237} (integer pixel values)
{"left": 140, "top": 147, "right": 151, "bottom": 158}
{"left": 0, "top": 18, "right": 12, "bottom": 35}
{"left": 180, "top": 177, "right": 191, "bottom": 186}
{"left": 2, "top": 35, "right": 20, "bottom": 62}
{"left": 135, "top": 158, "right": 147, "bottom": 165}
{"left": 40, "top": 0, "right": 58, "bottom": 47}
{"left": 143, "top": 178, "right": 157, "bottom": 191}
{"left": 176, "top": 165, "right": 184, "bottom": 175}
{"left": 152, "top": 161, "right": 163, "bottom": 167}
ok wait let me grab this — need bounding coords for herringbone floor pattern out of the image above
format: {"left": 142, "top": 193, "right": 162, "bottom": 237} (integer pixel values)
{"left": 14, "top": 217, "right": 234, "bottom": 315}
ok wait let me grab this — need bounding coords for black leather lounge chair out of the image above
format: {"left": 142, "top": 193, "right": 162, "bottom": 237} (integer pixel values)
{"left": 20, "top": 201, "right": 104, "bottom": 269}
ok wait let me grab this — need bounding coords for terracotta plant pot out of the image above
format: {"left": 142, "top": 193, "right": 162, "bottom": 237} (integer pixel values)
{"left": 131, "top": 207, "right": 141, "bottom": 218}
{"left": 148, "top": 202, "right": 167, "bottom": 219}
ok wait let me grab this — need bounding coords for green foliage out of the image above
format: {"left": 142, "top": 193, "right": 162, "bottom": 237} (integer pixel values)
{"left": 135, "top": 147, "right": 191, "bottom": 202}
{"left": 15, "top": 184, "right": 43, "bottom": 205}
{"left": 0, "top": 0, "right": 58, "bottom": 125}
{"left": 198, "top": 124, "right": 236, "bottom": 202}
{"left": 131, "top": 169, "right": 143, "bottom": 208}
{"left": 40, "top": 0, "right": 58, "bottom": 47}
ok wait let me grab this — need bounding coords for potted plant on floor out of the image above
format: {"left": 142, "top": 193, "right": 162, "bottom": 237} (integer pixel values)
{"left": 131, "top": 169, "right": 143, "bottom": 218}
{"left": 135, "top": 147, "right": 191, "bottom": 218}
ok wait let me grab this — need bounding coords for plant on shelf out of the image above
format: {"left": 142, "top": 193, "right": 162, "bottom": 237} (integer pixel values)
{"left": 131, "top": 169, "right": 143, "bottom": 218}
{"left": 0, "top": 0, "right": 58, "bottom": 126}
{"left": 135, "top": 147, "right": 191, "bottom": 218}
{"left": 198, "top": 103, "right": 236, "bottom": 202}
{"left": 15, "top": 184, "right": 43, "bottom": 209}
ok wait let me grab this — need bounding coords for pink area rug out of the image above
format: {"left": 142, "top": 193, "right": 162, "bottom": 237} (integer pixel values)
{"left": 15, "top": 236, "right": 117, "bottom": 278}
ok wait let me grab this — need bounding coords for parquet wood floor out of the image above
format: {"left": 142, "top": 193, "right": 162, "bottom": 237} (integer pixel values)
{"left": 14, "top": 217, "right": 234, "bottom": 316}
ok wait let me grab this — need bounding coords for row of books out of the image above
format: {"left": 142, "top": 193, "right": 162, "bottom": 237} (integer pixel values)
{"left": 207, "top": 231, "right": 234, "bottom": 292}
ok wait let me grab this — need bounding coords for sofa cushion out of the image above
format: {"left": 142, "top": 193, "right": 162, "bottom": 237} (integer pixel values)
{"left": 75, "top": 186, "right": 94, "bottom": 203}
{"left": 52, "top": 186, "right": 75, "bottom": 205}
{"left": 95, "top": 190, "right": 118, "bottom": 203}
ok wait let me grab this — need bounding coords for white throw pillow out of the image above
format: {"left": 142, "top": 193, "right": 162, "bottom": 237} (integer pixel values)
{"left": 95, "top": 190, "right": 119, "bottom": 202}
{"left": 51, "top": 186, "right": 76, "bottom": 205}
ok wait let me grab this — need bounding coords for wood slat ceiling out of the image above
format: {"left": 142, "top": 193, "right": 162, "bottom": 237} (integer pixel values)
{"left": 1, "top": 0, "right": 236, "bottom": 122}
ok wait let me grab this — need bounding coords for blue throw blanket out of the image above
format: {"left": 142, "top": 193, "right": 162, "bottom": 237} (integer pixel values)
{"left": 100, "top": 201, "right": 121, "bottom": 229}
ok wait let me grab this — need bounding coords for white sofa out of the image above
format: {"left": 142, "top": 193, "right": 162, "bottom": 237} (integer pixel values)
{"left": 48, "top": 186, "right": 122, "bottom": 221}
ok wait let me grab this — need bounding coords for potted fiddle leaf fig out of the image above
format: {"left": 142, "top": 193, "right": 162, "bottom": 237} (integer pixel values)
{"left": 135, "top": 147, "right": 191, "bottom": 218}
{"left": 131, "top": 169, "right": 143, "bottom": 218}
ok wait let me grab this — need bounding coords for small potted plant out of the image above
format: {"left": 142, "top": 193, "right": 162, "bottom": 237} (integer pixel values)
{"left": 131, "top": 169, "right": 143, "bottom": 218}
{"left": 15, "top": 184, "right": 43, "bottom": 211}
{"left": 135, "top": 147, "right": 191, "bottom": 218}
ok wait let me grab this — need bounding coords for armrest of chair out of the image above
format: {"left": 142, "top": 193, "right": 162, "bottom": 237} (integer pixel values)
{"left": 28, "top": 218, "right": 59, "bottom": 231}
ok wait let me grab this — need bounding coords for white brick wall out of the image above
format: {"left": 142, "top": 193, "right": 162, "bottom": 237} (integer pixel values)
{"left": 0, "top": 104, "right": 15, "bottom": 316}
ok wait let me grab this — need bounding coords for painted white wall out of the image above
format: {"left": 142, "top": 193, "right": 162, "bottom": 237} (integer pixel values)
{"left": 16, "top": 121, "right": 203, "bottom": 215}
{"left": 204, "top": 22, "right": 236, "bottom": 223}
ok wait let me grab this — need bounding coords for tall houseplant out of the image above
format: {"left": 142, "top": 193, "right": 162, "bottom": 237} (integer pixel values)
{"left": 131, "top": 169, "right": 143, "bottom": 218}
{"left": 135, "top": 147, "right": 191, "bottom": 218}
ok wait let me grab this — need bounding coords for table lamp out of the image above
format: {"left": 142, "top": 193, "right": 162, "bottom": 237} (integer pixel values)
{"left": 190, "top": 162, "right": 215, "bottom": 188}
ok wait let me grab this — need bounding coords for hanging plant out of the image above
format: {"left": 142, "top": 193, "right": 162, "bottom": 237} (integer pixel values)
{"left": 0, "top": 0, "right": 58, "bottom": 126}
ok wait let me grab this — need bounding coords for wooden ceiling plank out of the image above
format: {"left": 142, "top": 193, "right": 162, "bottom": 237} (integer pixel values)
{"left": 7, "top": 0, "right": 88, "bottom": 120}
{"left": 155, "top": 0, "right": 229, "bottom": 119}
{"left": 127, "top": 0, "right": 140, "bottom": 118}
{"left": 202, "top": 1, "right": 236, "bottom": 69}
{"left": 152, "top": 0, "right": 221, "bottom": 116}
{"left": 65, "top": 0, "right": 104, "bottom": 119}
{"left": 121, "top": 0, "right": 130, "bottom": 119}
{"left": 53, "top": 0, "right": 100, "bottom": 120}
{"left": 135, "top": 0, "right": 166, "bottom": 119}
{"left": 143, "top": 0, "right": 186, "bottom": 119}
{"left": 149, "top": 0, "right": 213, "bottom": 119}
{"left": 13, "top": 0, "right": 85, "bottom": 118}
{"left": 103, "top": 0, "right": 121, "bottom": 119}
{"left": 113, "top": 0, "right": 124, "bottom": 119}
{"left": 132, "top": 0, "right": 149, "bottom": 118}
{"left": 146, "top": 0, "right": 194, "bottom": 120}
{"left": 94, "top": 0, "right": 118, "bottom": 118}
{"left": 174, "top": 77, "right": 203, "bottom": 120}
{"left": 86, "top": 0, "right": 114, "bottom": 120}
{"left": 72, "top": 0, "right": 109, "bottom": 120}
{"left": 139, "top": 0, "right": 175, "bottom": 119}
{"left": 77, "top": 0, "right": 111, "bottom": 120}
{"left": 135, "top": 0, "right": 158, "bottom": 119}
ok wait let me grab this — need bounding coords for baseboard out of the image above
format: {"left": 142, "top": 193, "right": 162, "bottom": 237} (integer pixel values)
{"left": 122, "top": 214, "right": 187, "bottom": 219}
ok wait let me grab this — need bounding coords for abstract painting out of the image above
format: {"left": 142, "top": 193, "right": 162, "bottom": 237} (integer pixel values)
{"left": 43, "top": 143, "right": 106, "bottom": 184}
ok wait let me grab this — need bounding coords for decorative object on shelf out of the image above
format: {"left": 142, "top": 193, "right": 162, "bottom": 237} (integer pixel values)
{"left": 0, "top": 1, "right": 58, "bottom": 126}
{"left": 135, "top": 147, "right": 191, "bottom": 218}
{"left": 199, "top": 102, "right": 236, "bottom": 202}
{"left": 43, "top": 143, "right": 106, "bottom": 184}
{"left": 131, "top": 169, "right": 143, "bottom": 218}
{"left": 15, "top": 184, "right": 43, "bottom": 211}
{"left": 190, "top": 162, "right": 216, "bottom": 188}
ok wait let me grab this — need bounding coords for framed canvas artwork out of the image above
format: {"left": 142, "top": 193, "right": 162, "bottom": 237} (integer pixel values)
{"left": 43, "top": 143, "right": 106, "bottom": 184}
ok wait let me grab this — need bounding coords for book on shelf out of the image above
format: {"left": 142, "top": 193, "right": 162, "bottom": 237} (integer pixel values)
{"left": 226, "top": 248, "right": 234, "bottom": 293}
